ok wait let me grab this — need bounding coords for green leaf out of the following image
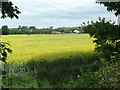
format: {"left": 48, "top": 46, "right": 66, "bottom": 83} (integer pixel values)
{"left": 5, "top": 48, "right": 13, "bottom": 54}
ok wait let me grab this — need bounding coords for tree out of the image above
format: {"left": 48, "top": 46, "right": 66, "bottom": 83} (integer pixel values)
{"left": 2, "top": 25, "right": 9, "bottom": 35}
{"left": 0, "top": 1, "right": 20, "bottom": 63}
{"left": 82, "top": 17, "right": 120, "bottom": 62}
{"left": 97, "top": 1, "right": 120, "bottom": 25}
{"left": 97, "top": 1, "right": 120, "bottom": 16}
{"left": 94, "top": 1, "right": 120, "bottom": 61}
{"left": 49, "top": 26, "right": 54, "bottom": 29}
{"left": 17, "top": 25, "right": 22, "bottom": 30}
{"left": 82, "top": 1, "right": 120, "bottom": 62}
{"left": 1, "top": 1, "right": 21, "bottom": 19}
{"left": 29, "top": 26, "right": 36, "bottom": 30}
{"left": 21, "top": 26, "right": 29, "bottom": 34}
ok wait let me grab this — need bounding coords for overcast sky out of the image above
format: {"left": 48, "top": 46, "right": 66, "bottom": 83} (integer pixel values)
{"left": 0, "top": 0, "right": 117, "bottom": 28}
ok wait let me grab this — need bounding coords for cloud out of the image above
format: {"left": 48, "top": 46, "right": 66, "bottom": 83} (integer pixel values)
{"left": 1, "top": 0, "right": 117, "bottom": 28}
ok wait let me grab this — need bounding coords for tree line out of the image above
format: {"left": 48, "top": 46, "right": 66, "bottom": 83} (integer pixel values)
{"left": 1, "top": 25, "right": 84, "bottom": 35}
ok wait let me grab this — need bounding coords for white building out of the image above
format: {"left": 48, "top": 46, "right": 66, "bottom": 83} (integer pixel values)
{"left": 52, "top": 31, "right": 61, "bottom": 34}
{"left": 73, "top": 30, "right": 80, "bottom": 34}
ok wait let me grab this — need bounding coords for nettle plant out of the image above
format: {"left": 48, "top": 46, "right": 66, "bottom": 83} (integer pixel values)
{"left": 82, "top": 17, "right": 120, "bottom": 63}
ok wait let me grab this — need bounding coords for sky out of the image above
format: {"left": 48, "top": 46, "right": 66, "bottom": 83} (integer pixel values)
{"left": 0, "top": 0, "right": 118, "bottom": 28}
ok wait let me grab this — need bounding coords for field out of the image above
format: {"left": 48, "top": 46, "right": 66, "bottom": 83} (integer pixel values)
{"left": 2, "top": 34, "right": 102, "bottom": 88}
{"left": 3, "top": 34, "right": 95, "bottom": 63}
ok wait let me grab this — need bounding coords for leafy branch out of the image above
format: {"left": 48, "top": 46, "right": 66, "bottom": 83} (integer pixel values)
{"left": 0, "top": 41, "right": 13, "bottom": 63}
{"left": 82, "top": 17, "right": 120, "bottom": 63}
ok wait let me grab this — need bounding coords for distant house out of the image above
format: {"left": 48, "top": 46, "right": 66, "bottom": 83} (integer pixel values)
{"left": 73, "top": 30, "right": 80, "bottom": 34}
{"left": 52, "top": 31, "right": 61, "bottom": 34}
{"left": 17, "top": 28, "right": 21, "bottom": 31}
{"left": 29, "top": 29, "right": 33, "bottom": 32}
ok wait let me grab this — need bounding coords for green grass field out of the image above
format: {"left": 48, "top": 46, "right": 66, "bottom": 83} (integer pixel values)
{"left": 3, "top": 34, "right": 95, "bottom": 63}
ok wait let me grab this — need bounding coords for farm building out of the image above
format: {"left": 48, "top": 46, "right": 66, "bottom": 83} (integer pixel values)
{"left": 52, "top": 31, "right": 61, "bottom": 34}
{"left": 73, "top": 30, "right": 80, "bottom": 34}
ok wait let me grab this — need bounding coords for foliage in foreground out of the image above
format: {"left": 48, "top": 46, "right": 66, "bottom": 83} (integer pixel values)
{"left": 2, "top": 53, "right": 101, "bottom": 88}
{"left": 0, "top": 41, "right": 12, "bottom": 81}
{"left": 81, "top": 17, "right": 120, "bottom": 88}
{"left": 1, "top": 41, "right": 12, "bottom": 63}
{"left": 96, "top": 1, "right": 120, "bottom": 16}
{"left": 2, "top": 53, "right": 120, "bottom": 88}
{"left": 0, "top": 0, "right": 20, "bottom": 79}
{"left": 82, "top": 17, "right": 120, "bottom": 63}
{"left": 70, "top": 61, "right": 120, "bottom": 88}
{"left": 1, "top": 1, "right": 21, "bottom": 19}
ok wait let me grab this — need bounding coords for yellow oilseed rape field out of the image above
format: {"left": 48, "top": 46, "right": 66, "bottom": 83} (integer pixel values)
{"left": 2, "top": 34, "right": 95, "bottom": 64}
{"left": 2, "top": 34, "right": 103, "bottom": 88}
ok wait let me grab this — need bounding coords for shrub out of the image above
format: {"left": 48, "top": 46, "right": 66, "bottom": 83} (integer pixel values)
{"left": 82, "top": 17, "right": 120, "bottom": 63}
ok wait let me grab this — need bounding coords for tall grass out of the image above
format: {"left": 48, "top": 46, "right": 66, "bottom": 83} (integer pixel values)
{"left": 3, "top": 53, "right": 100, "bottom": 88}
